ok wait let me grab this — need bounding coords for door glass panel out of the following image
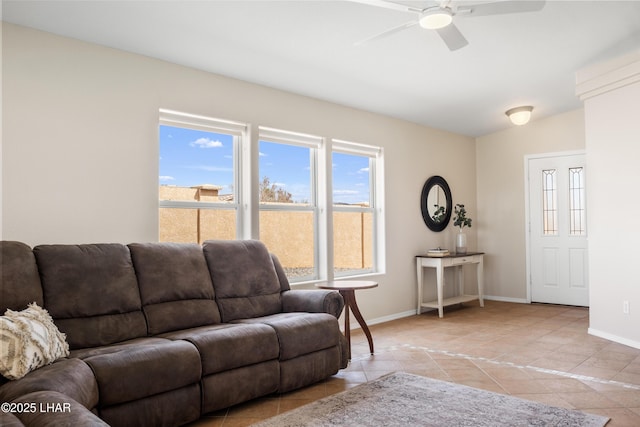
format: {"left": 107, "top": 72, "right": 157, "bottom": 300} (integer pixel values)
{"left": 542, "top": 169, "right": 557, "bottom": 235}
{"left": 569, "top": 167, "right": 586, "bottom": 236}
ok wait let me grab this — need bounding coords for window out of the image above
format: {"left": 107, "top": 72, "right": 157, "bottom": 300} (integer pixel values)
{"left": 158, "top": 111, "right": 384, "bottom": 283}
{"left": 332, "top": 140, "right": 383, "bottom": 277}
{"left": 158, "top": 110, "right": 245, "bottom": 243}
{"left": 258, "top": 127, "right": 321, "bottom": 281}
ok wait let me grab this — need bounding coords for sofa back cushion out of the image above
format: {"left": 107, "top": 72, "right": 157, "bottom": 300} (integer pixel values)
{"left": 271, "top": 253, "right": 291, "bottom": 292}
{"left": 0, "top": 241, "right": 43, "bottom": 313}
{"left": 128, "top": 243, "right": 221, "bottom": 334}
{"left": 203, "top": 240, "right": 282, "bottom": 322}
{"left": 33, "top": 244, "right": 146, "bottom": 349}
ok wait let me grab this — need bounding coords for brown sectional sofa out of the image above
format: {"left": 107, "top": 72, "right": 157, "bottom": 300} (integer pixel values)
{"left": 0, "top": 240, "right": 348, "bottom": 426}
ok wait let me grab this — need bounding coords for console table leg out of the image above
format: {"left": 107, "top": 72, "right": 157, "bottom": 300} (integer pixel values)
{"left": 436, "top": 265, "right": 444, "bottom": 318}
{"left": 417, "top": 262, "right": 423, "bottom": 315}
{"left": 478, "top": 258, "right": 485, "bottom": 307}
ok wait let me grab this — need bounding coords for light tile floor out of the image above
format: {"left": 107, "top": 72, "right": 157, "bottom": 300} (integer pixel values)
{"left": 189, "top": 301, "right": 640, "bottom": 426}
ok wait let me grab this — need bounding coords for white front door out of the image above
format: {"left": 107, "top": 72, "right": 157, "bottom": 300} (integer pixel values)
{"left": 527, "top": 153, "right": 588, "bottom": 306}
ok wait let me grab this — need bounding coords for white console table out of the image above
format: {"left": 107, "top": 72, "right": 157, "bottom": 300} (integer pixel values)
{"left": 416, "top": 252, "right": 484, "bottom": 318}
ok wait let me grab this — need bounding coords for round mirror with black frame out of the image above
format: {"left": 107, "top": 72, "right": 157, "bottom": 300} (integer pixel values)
{"left": 420, "top": 175, "right": 452, "bottom": 232}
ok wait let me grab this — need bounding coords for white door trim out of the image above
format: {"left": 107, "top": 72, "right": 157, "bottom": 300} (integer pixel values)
{"left": 524, "top": 150, "right": 586, "bottom": 305}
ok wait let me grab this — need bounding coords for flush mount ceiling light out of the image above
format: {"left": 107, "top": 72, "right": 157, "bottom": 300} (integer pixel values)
{"left": 419, "top": 8, "right": 453, "bottom": 30}
{"left": 505, "top": 106, "right": 534, "bottom": 126}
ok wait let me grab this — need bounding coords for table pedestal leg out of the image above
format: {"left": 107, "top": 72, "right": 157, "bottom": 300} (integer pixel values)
{"left": 340, "top": 289, "right": 374, "bottom": 358}
{"left": 343, "top": 292, "right": 351, "bottom": 359}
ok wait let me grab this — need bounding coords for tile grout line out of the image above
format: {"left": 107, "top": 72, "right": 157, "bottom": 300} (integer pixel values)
{"left": 351, "top": 343, "right": 640, "bottom": 391}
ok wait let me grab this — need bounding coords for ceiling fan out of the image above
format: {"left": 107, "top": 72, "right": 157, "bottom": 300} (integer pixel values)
{"left": 350, "top": 0, "right": 546, "bottom": 51}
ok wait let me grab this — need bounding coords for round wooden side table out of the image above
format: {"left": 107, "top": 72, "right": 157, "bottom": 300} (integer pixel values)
{"left": 315, "top": 280, "right": 378, "bottom": 359}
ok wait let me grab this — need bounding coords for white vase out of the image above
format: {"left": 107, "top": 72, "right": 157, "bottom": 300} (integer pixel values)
{"left": 456, "top": 230, "right": 467, "bottom": 254}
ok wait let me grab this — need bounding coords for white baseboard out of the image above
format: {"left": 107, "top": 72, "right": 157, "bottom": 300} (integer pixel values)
{"left": 345, "top": 309, "right": 416, "bottom": 330}
{"left": 348, "top": 302, "right": 640, "bottom": 353}
{"left": 345, "top": 298, "right": 529, "bottom": 331}
{"left": 369, "top": 309, "right": 417, "bottom": 326}
{"left": 588, "top": 327, "right": 640, "bottom": 350}
{"left": 483, "top": 295, "right": 529, "bottom": 304}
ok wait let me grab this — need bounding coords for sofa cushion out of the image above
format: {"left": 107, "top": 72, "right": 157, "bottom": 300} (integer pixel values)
{"left": 0, "top": 303, "right": 69, "bottom": 380}
{"left": 233, "top": 312, "right": 341, "bottom": 361}
{"left": 33, "top": 244, "right": 147, "bottom": 349}
{"left": 0, "top": 241, "right": 43, "bottom": 313}
{"left": 0, "top": 358, "right": 99, "bottom": 410}
{"left": 0, "top": 411, "right": 23, "bottom": 427}
{"left": 99, "top": 384, "right": 200, "bottom": 427}
{"left": 160, "top": 323, "right": 279, "bottom": 375}
{"left": 11, "top": 391, "right": 109, "bottom": 427}
{"left": 279, "top": 347, "right": 343, "bottom": 392}
{"left": 270, "top": 253, "right": 291, "bottom": 292}
{"left": 203, "top": 240, "right": 282, "bottom": 322}
{"left": 128, "top": 242, "right": 221, "bottom": 334}
{"left": 83, "top": 339, "right": 201, "bottom": 406}
{"left": 201, "top": 361, "right": 279, "bottom": 414}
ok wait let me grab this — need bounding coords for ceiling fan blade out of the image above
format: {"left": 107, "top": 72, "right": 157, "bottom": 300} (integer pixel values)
{"left": 346, "top": 0, "right": 425, "bottom": 14}
{"left": 459, "top": 0, "right": 546, "bottom": 17}
{"left": 355, "top": 20, "right": 419, "bottom": 46}
{"left": 436, "top": 23, "right": 468, "bottom": 51}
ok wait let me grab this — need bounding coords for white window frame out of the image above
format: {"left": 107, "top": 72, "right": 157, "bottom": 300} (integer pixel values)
{"left": 258, "top": 126, "right": 323, "bottom": 282}
{"left": 331, "top": 139, "right": 385, "bottom": 278}
{"left": 156, "top": 111, "right": 385, "bottom": 282}
{"left": 158, "top": 109, "right": 247, "bottom": 240}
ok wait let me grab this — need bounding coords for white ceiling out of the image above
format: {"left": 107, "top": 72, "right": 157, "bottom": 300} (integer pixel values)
{"left": 3, "top": 0, "right": 640, "bottom": 137}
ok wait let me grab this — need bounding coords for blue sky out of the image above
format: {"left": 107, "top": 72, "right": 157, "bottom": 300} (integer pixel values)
{"left": 159, "top": 125, "right": 235, "bottom": 193}
{"left": 160, "top": 125, "right": 370, "bottom": 205}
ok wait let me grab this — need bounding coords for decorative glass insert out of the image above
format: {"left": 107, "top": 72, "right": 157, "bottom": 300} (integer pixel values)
{"left": 542, "top": 169, "right": 558, "bottom": 235}
{"left": 569, "top": 167, "right": 586, "bottom": 236}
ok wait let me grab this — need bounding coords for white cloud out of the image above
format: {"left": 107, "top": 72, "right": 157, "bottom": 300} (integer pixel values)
{"left": 334, "top": 189, "right": 359, "bottom": 195}
{"left": 190, "top": 137, "right": 223, "bottom": 148}
{"left": 159, "top": 175, "right": 175, "bottom": 181}
{"left": 190, "top": 165, "right": 233, "bottom": 172}
{"left": 259, "top": 152, "right": 267, "bottom": 157}
{"left": 358, "top": 167, "right": 369, "bottom": 173}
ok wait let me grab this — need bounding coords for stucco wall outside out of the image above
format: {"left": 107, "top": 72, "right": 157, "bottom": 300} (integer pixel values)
{"left": 159, "top": 186, "right": 372, "bottom": 272}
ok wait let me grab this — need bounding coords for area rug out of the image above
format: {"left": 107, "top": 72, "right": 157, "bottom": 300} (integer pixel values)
{"left": 253, "top": 372, "right": 609, "bottom": 427}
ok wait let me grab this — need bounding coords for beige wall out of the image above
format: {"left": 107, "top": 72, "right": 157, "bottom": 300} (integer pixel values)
{"left": 475, "top": 109, "right": 585, "bottom": 301}
{"left": 576, "top": 51, "right": 640, "bottom": 348}
{"left": 2, "top": 23, "right": 477, "bottom": 323}
{"left": 8, "top": 22, "right": 633, "bottom": 347}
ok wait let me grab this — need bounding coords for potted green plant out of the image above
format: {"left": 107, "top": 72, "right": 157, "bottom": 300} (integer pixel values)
{"left": 453, "top": 204, "right": 472, "bottom": 254}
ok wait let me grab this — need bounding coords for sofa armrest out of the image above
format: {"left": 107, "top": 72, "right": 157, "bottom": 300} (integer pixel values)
{"left": 281, "top": 289, "right": 344, "bottom": 318}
